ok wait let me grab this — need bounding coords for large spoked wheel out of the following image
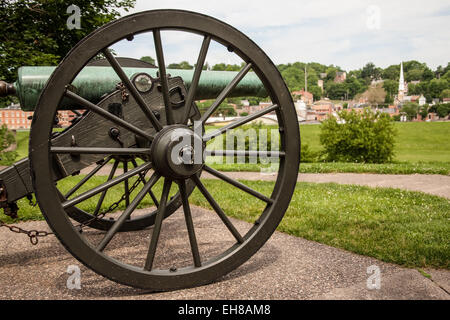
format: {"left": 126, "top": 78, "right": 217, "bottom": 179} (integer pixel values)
{"left": 30, "top": 10, "right": 300, "bottom": 290}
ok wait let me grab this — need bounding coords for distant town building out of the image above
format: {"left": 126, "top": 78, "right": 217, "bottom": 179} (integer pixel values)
{"left": 377, "top": 105, "right": 400, "bottom": 117}
{"left": 418, "top": 95, "right": 426, "bottom": 106}
{"left": 294, "top": 100, "right": 307, "bottom": 120}
{"left": 0, "top": 103, "right": 82, "bottom": 129}
{"left": 292, "top": 90, "right": 313, "bottom": 105}
{"left": 311, "top": 100, "right": 334, "bottom": 121}
{"left": 240, "top": 99, "right": 250, "bottom": 107}
{"left": 317, "top": 79, "right": 324, "bottom": 91}
{"left": 0, "top": 104, "right": 33, "bottom": 130}
{"left": 334, "top": 71, "right": 347, "bottom": 83}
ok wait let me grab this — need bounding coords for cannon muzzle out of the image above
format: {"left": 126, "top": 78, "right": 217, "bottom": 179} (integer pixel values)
{"left": 0, "top": 81, "right": 16, "bottom": 97}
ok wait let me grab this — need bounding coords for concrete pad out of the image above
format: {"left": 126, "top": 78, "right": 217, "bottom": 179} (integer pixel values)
{"left": 425, "top": 269, "right": 450, "bottom": 294}
{"left": 315, "top": 270, "right": 449, "bottom": 300}
{"left": 0, "top": 206, "right": 448, "bottom": 300}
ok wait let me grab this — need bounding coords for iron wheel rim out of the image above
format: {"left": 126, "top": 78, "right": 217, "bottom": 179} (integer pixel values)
{"left": 29, "top": 9, "right": 300, "bottom": 290}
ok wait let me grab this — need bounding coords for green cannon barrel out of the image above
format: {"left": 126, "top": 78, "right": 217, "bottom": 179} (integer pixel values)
{"left": 12, "top": 66, "right": 267, "bottom": 111}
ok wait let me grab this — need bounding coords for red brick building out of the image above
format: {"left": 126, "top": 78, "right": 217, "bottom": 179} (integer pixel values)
{"left": 292, "top": 90, "right": 314, "bottom": 105}
{"left": 0, "top": 104, "right": 82, "bottom": 129}
{"left": 0, "top": 105, "right": 33, "bottom": 130}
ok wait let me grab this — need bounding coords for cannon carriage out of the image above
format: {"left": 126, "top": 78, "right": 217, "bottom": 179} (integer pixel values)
{"left": 0, "top": 9, "right": 299, "bottom": 290}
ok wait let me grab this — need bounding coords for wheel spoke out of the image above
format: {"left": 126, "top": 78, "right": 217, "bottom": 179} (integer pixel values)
{"left": 131, "top": 159, "right": 159, "bottom": 207}
{"left": 205, "top": 150, "right": 285, "bottom": 157}
{"left": 101, "top": 49, "right": 163, "bottom": 131}
{"left": 153, "top": 29, "right": 174, "bottom": 125}
{"left": 203, "top": 166, "right": 273, "bottom": 204}
{"left": 51, "top": 146, "right": 151, "bottom": 155}
{"left": 64, "top": 89, "right": 154, "bottom": 141}
{"left": 64, "top": 156, "right": 112, "bottom": 198}
{"left": 183, "top": 35, "right": 211, "bottom": 123}
{"left": 203, "top": 104, "right": 279, "bottom": 142}
{"left": 192, "top": 175, "right": 243, "bottom": 243}
{"left": 62, "top": 162, "right": 152, "bottom": 209}
{"left": 144, "top": 178, "right": 172, "bottom": 271}
{"left": 200, "top": 62, "right": 252, "bottom": 124}
{"left": 178, "top": 180, "right": 201, "bottom": 267}
{"left": 123, "top": 161, "right": 130, "bottom": 207}
{"left": 97, "top": 172, "right": 161, "bottom": 252}
{"left": 94, "top": 160, "right": 119, "bottom": 215}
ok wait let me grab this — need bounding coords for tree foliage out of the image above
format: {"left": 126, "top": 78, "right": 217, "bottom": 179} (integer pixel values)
{"left": 320, "top": 109, "right": 396, "bottom": 163}
{"left": 211, "top": 63, "right": 243, "bottom": 71}
{"left": 401, "top": 102, "right": 420, "bottom": 120}
{"left": 140, "top": 56, "right": 155, "bottom": 65}
{"left": 0, "top": 0, "right": 135, "bottom": 81}
{"left": 0, "top": 0, "right": 135, "bottom": 107}
{"left": 167, "top": 61, "right": 193, "bottom": 70}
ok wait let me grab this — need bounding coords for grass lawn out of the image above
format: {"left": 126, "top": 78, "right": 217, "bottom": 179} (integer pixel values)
{"left": 6, "top": 122, "right": 448, "bottom": 174}
{"left": 299, "top": 121, "right": 450, "bottom": 163}
{"left": 3, "top": 177, "right": 449, "bottom": 269}
{"left": 207, "top": 121, "right": 450, "bottom": 174}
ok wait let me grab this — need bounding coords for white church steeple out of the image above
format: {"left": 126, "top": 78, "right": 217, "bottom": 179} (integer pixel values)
{"left": 399, "top": 62, "right": 405, "bottom": 91}
{"left": 398, "top": 61, "right": 405, "bottom": 102}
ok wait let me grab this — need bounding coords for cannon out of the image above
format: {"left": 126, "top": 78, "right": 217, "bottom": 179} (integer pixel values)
{"left": 0, "top": 9, "right": 299, "bottom": 290}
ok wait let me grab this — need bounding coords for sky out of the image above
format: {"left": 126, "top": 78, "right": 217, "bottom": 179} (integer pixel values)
{"left": 111, "top": 0, "right": 450, "bottom": 71}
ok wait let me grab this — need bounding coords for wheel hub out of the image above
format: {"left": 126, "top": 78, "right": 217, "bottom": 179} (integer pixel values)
{"left": 150, "top": 125, "right": 204, "bottom": 179}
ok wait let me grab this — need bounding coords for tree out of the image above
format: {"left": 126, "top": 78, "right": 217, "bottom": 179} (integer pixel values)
{"left": 422, "top": 68, "right": 434, "bottom": 81}
{"left": 406, "top": 69, "right": 423, "bottom": 82}
{"left": 403, "top": 60, "right": 426, "bottom": 73}
{"left": 440, "top": 89, "right": 450, "bottom": 100}
{"left": 325, "top": 82, "right": 347, "bottom": 100}
{"left": 345, "top": 77, "right": 366, "bottom": 99}
{"left": 382, "top": 64, "right": 400, "bottom": 80}
{"left": 195, "top": 61, "right": 210, "bottom": 71}
{"left": 212, "top": 63, "right": 242, "bottom": 71}
{"left": 401, "top": 102, "right": 420, "bottom": 120}
{"left": 319, "top": 109, "right": 396, "bottom": 163}
{"left": 308, "top": 86, "right": 322, "bottom": 101}
{"left": 436, "top": 103, "right": 450, "bottom": 118}
{"left": 382, "top": 79, "right": 397, "bottom": 96}
{"left": 428, "top": 79, "right": 449, "bottom": 100}
{"left": 366, "top": 86, "right": 386, "bottom": 107}
{"left": 419, "top": 104, "right": 429, "bottom": 119}
{"left": 435, "top": 65, "right": 444, "bottom": 79}
{"left": 167, "top": 61, "right": 193, "bottom": 69}
{"left": 140, "top": 56, "right": 155, "bottom": 65}
{"left": 360, "top": 62, "right": 377, "bottom": 80}
{"left": 325, "top": 67, "right": 337, "bottom": 81}
{"left": 0, "top": 0, "right": 136, "bottom": 106}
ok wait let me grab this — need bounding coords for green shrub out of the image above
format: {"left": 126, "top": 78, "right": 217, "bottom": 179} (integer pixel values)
{"left": 300, "top": 143, "right": 319, "bottom": 163}
{"left": 319, "top": 108, "right": 396, "bottom": 163}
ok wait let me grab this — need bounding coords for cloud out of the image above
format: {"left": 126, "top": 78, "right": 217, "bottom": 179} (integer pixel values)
{"left": 113, "top": 0, "right": 450, "bottom": 71}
